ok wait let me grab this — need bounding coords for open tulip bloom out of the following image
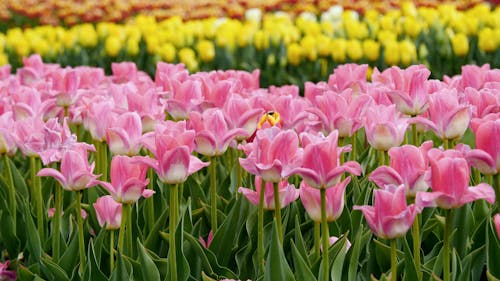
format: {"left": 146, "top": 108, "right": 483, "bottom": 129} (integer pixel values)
{"left": 238, "top": 176, "right": 299, "bottom": 210}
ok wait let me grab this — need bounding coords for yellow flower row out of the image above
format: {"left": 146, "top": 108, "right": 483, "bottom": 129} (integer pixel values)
{"left": 0, "top": 2, "right": 499, "bottom": 71}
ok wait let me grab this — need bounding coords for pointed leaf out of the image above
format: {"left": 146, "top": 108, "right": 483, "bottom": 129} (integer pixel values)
{"left": 264, "top": 220, "right": 295, "bottom": 281}
{"left": 291, "top": 241, "right": 316, "bottom": 281}
{"left": 137, "top": 240, "right": 161, "bottom": 281}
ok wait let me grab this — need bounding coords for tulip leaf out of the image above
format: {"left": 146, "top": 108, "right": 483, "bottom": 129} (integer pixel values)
{"left": 349, "top": 226, "right": 371, "bottom": 281}
{"left": 331, "top": 237, "right": 348, "bottom": 281}
{"left": 293, "top": 216, "right": 309, "bottom": 264}
{"left": 291, "top": 241, "right": 316, "bottom": 281}
{"left": 59, "top": 231, "right": 79, "bottom": 275}
{"left": 265, "top": 220, "right": 295, "bottom": 281}
{"left": 8, "top": 157, "right": 29, "bottom": 199}
{"left": 83, "top": 239, "right": 108, "bottom": 281}
{"left": 487, "top": 218, "right": 500, "bottom": 278}
{"left": 210, "top": 197, "right": 250, "bottom": 266}
{"left": 457, "top": 245, "right": 485, "bottom": 281}
{"left": 110, "top": 252, "right": 134, "bottom": 281}
{"left": 144, "top": 204, "right": 169, "bottom": 249}
{"left": 20, "top": 197, "right": 42, "bottom": 262}
{"left": 40, "top": 256, "right": 70, "bottom": 281}
{"left": 137, "top": 240, "right": 161, "bottom": 281}
{"left": 401, "top": 236, "right": 419, "bottom": 281}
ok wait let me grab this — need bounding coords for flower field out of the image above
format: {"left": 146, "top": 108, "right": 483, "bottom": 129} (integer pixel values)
{"left": 0, "top": 2, "right": 499, "bottom": 281}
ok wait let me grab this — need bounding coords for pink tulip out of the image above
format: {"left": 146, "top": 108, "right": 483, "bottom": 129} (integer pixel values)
{"left": 365, "top": 104, "right": 408, "bottom": 151}
{"left": 49, "top": 69, "right": 82, "bottom": 106}
{"left": 299, "top": 177, "right": 351, "bottom": 222}
{"left": 222, "top": 95, "right": 263, "bottom": 141}
{"left": 307, "top": 89, "right": 373, "bottom": 137}
{"left": 106, "top": 112, "right": 143, "bottom": 156}
{"left": 354, "top": 185, "right": 421, "bottom": 239}
{"left": 38, "top": 117, "right": 95, "bottom": 165}
{"left": 0, "top": 260, "right": 16, "bottom": 281}
{"left": 369, "top": 141, "right": 433, "bottom": 196}
{"left": 494, "top": 214, "right": 500, "bottom": 240}
{"left": 373, "top": 65, "right": 431, "bottom": 116}
{"left": 163, "top": 78, "right": 204, "bottom": 120}
{"left": 417, "top": 149, "right": 495, "bottom": 209}
{"left": 0, "top": 112, "right": 17, "bottom": 155}
{"left": 37, "top": 149, "right": 99, "bottom": 191}
{"left": 189, "top": 108, "right": 248, "bottom": 156}
{"left": 328, "top": 64, "right": 368, "bottom": 94}
{"left": 94, "top": 195, "right": 122, "bottom": 230}
{"left": 471, "top": 115, "right": 500, "bottom": 174}
{"left": 321, "top": 236, "right": 352, "bottom": 252}
{"left": 454, "top": 143, "right": 497, "bottom": 175}
{"left": 13, "top": 116, "right": 45, "bottom": 157}
{"left": 98, "top": 155, "right": 152, "bottom": 203}
{"left": 411, "top": 88, "right": 471, "bottom": 140}
{"left": 155, "top": 62, "right": 189, "bottom": 92}
{"left": 290, "top": 131, "right": 361, "bottom": 188}
{"left": 272, "top": 94, "right": 312, "bottom": 133}
{"left": 239, "top": 126, "right": 302, "bottom": 183}
{"left": 137, "top": 123, "right": 209, "bottom": 184}
{"left": 83, "top": 100, "right": 118, "bottom": 141}
{"left": 0, "top": 65, "right": 11, "bottom": 80}
{"left": 462, "top": 88, "right": 499, "bottom": 118}
{"left": 238, "top": 176, "right": 299, "bottom": 210}
{"left": 111, "top": 62, "right": 139, "bottom": 83}
{"left": 199, "top": 230, "right": 213, "bottom": 248}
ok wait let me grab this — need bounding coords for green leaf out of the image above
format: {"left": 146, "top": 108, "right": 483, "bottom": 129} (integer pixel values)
{"left": 137, "top": 240, "right": 161, "bottom": 281}
{"left": 111, "top": 252, "right": 134, "bottom": 281}
{"left": 21, "top": 197, "right": 42, "bottom": 262}
{"left": 457, "top": 245, "right": 485, "bottom": 281}
{"left": 40, "top": 256, "right": 70, "bottom": 281}
{"left": 264, "top": 220, "right": 295, "bottom": 281}
{"left": 401, "top": 236, "right": 419, "bottom": 281}
{"left": 487, "top": 218, "right": 500, "bottom": 278}
{"left": 144, "top": 204, "right": 169, "bottom": 249}
{"left": 58, "top": 231, "right": 79, "bottom": 275}
{"left": 291, "top": 241, "right": 316, "bottom": 281}
{"left": 331, "top": 238, "right": 348, "bottom": 281}
{"left": 349, "top": 226, "right": 370, "bottom": 281}
{"left": 293, "top": 216, "right": 309, "bottom": 264}
{"left": 83, "top": 239, "right": 108, "bottom": 281}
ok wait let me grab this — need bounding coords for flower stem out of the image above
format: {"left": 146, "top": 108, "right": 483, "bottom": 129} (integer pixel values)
{"left": 100, "top": 142, "right": 108, "bottom": 182}
{"left": 53, "top": 183, "right": 63, "bottom": 263}
{"left": 146, "top": 168, "right": 155, "bottom": 232}
{"left": 76, "top": 191, "right": 86, "bottom": 275}
{"left": 273, "top": 182, "right": 283, "bottom": 244}
{"left": 443, "top": 138, "right": 449, "bottom": 150}
{"left": 210, "top": 157, "right": 218, "bottom": 232}
{"left": 31, "top": 157, "right": 44, "bottom": 241}
{"left": 3, "top": 154, "right": 16, "bottom": 232}
{"left": 314, "top": 221, "right": 321, "bottom": 261}
{"left": 258, "top": 178, "right": 265, "bottom": 275}
{"left": 117, "top": 203, "right": 130, "bottom": 254}
{"left": 443, "top": 209, "right": 453, "bottom": 281}
{"left": 110, "top": 230, "right": 115, "bottom": 273}
{"left": 236, "top": 149, "right": 242, "bottom": 198}
{"left": 391, "top": 239, "right": 397, "bottom": 281}
{"left": 169, "top": 184, "right": 178, "bottom": 281}
{"left": 379, "top": 149, "right": 386, "bottom": 166}
{"left": 351, "top": 132, "right": 357, "bottom": 162}
{"left": 412, "top": 123, "right": 419, "bottom": 146}
{"left": 494, "top": 174, "right": 500, "bottom": 210}
{"left": 412, "top": 214, "right": 422, "bottom": 281}
{"left": 320, "top": 187, "right": 329, "bottom": 281}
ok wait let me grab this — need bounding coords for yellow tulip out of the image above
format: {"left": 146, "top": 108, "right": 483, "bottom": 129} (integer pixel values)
{"left": 0, "top": 52, "right": 8, "bottom": 66}
{"left": 478, "top": 28, "right": 497, "bottom": 52}
{"left": 196, "top": 40, "right": 215, "bottom": 62}
{"left": 363, "top": 39, "right": 380, "bottom": 61}
{"left": 105, "top": 36, "right": 121, "bottom": 57}
{"left": 126, "top": 38, "right": 140, "bottom": 56}
{"left": 399, "top": 40, "right": 416, "bottom": 66}
{"left": 300, "top": 36, "right": 317, "bottom": 61}
{"left": 159, "top": 43, "right": 176, "bottom": 63}
{"left": 346, "top": 40, "right": 363, "bottom": 61}
{"left": 330, "top": 38, "right": 347, "bottom": 62}
{"left": 287, "top": 43, "right": 302, "bottom": 66}
{"left": 254, "top": 30, "right": 269, "bottom": 50}
{"left": 451, "top": 33, "right": 469, "bottom": 57}
{"left": 77, "top": 24, "right": 98, "bottom": 48}
{"left": 403, "top": 17, "right": 423, "bottom": 38}
{"left": 384, "top": 41, "right": 399, "bottom": 65}
{"left": 179, "top": 47, "right": 198, "bottom": 72}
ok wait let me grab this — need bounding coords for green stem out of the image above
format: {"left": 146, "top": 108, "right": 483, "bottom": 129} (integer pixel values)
{"left": 236, "top": 149, "right": 242, "bottom": 198}
{"left": 117, "top": 203, "right": 130, "bottom": 253}
{"left": 101, "top": 142, "right": 108, "bottom": 182}
{"left": 273, "top": 181, "right": 283, "bottom": 244}
{"left": 339, "top": 137, "right": 345, "bottom": 165}
{"left": 110, "top": 230, "right": 115, "bottom": 273}
{"left": 210, "top": 157, "right": 218, "bottom": 232}
{"left": 258, "top": 178, "right": 265, "bottom": 275}
{"left": 146, "top": 168, "right": 155, "bottom": 232}
{"left": 31, "top": 157, "right": 44, "bottom": 241}
{"left": 443, "top": 138, "right": 449, "bottom": 150}
{"left": 53, "top": 183, "right": 63, "bottom": 263}
{"left": 412, "top": 214, "right": 422, "bottom": 281}
{"left": 320, "top": 187, "right": 329, "bottom": 281}
{"left": 76, "top": 191, "right": 86, "bottom": 275}
{"left": 379, "top": 149, "right": 386, "bottom": 167}
{"left": 391, "top": 239, "right": 397, "bottom": 281}
{"left": 351, "top": 132, "right": 357, "bottom": 162}
{"left": 412, "top": 123, "right": 419, "bottom": 146}
{"left": 3, "top": 154, "right": 16, "bottom": 232}
{"left": 169, "top": 184, "right": 178, "bottom": 281}
{"left": 314, "top": 221, "right": 321, "bottom": 261}
{"left": 443, "top": 209, "right": 453, "bottom": 281}
{"left": 126, "top": 203, "right": 133, "bottom": 256}
{"left": 494, "top": 174, "right": 500, "bottom": 210}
